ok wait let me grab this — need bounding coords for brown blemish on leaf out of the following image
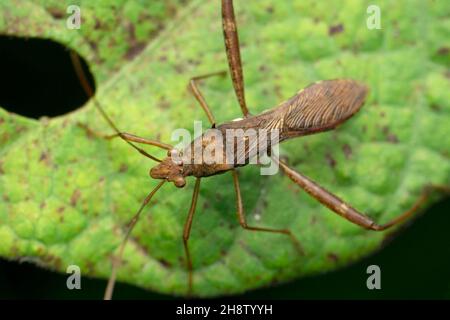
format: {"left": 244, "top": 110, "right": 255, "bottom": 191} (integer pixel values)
{"left": 437, "top": 47, "right": 449, "bottom": 56}
{"left": 71, "top": 189, "right": 81, "bottom": 206}
{"left": 259, "top": 65, "right": 268, "bottom": 72}
{"left": 0, "top": 117, "right": 4, "bottom": 125}
{"left": 125, "top": 42, "right": 146, "bottom": 61}
{"left": 187, "top": 58, "right": 201, "bottom": 66}
{"left": 342, "top": 144, "right": 352, "bottom": 159}
{"left": 40, "top": 202, "right": 46, "bottom": 209}
{"left": 387, "top": 134, "right": 399, "bottom": 143}
{"left": 202, "top": 201, "right": 210, "bottom": 210}
{"left": 158, "top": 96, "right": 171, "bottom": 109}
{"left": 39, "top": 151, "right": 52, "bottom": 165}
{"left": 46, "top": 7, "right": 65, "bottom": 19}
{"left": 327, "top": 253, "right": 339, "bottom": 263}
{"left": 158, "top": 258, "right": 172, "bottom": 268}
{"left": 15, "top": 126, "right": 26, "bottom": 134}
{"left": 430, "top": 104, "right": 441, "bottom": 111}
{"left": 329, "top": 24, "right": 344, "bottom": 36}
{"left": 266, "top": 6, "right": 274, "bottom": 14}
{"left": 0, "top": 160, "right": 4, "bottom": 174}
{"left": 325, "top": 153, "right": 337, "bottom": 168}
{"left": 94, "top": 18, "right": 102, "bottom": 30}
{"left": 57, "top": 206, "right": 65, "bottom": 213}
{"left": 1, "top": 132, "right": 10, "bottom": 144}
{"left": 85, "top": 261, "right": 96, "bottom": 274}
{"left": 119, "top": 163, "right": 128, "bottom": 173}
{"left": 382, "top": 126, "right": 399, "bottom": 143}
{"left": 174, "top": 64, "right": 186, "bottom": 73}
{"left": 3, "top": 194, "right": 10, "bottom": 202}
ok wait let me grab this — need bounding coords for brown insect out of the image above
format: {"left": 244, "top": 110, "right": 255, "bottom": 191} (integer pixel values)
{"left": 71, "top": 0, "right": 445, "bottom": 299}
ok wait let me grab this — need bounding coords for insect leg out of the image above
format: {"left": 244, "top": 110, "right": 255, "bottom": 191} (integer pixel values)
{"left": 231, "top": 169, "right": 304, "bottom": 254}
{"left": 70, "top": 51, "right": 166, "bottom": 162}
{"left": 182, "top": 177, "right": 202, "bottom": 295}
{"left": 222, "top": 0, "right": 250, "bottom": 117}
{"left": 275, "top": 157, "right": 450, "bottom": 231}
{"left": 77, "top": 123, "right": 173, "bottom": 149}
{"left": 188, "top": 71, "right": 227, "bottom": 126}
{"left": 104, "top": 180, "right": 165, "bottom": 300}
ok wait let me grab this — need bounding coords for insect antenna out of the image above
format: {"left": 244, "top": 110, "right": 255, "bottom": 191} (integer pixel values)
{"left": 104, "top": 180, "right": 166, "bottom": 300}
{"left": 69, "top": 50, "right": 163, "bottom": 162}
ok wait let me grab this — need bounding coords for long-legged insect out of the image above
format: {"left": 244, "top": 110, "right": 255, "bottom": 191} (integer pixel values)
{"left": 71, "top": 0, "right": 448, "bottom": 299}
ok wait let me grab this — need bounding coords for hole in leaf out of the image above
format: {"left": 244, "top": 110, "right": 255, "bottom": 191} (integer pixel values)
{"left": 0, "top": 36, "right": 96, "bottom": 119}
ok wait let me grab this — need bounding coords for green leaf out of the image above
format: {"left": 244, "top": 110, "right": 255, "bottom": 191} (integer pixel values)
{"left": 0, "top": 0, "right": 449, "bottom": 297}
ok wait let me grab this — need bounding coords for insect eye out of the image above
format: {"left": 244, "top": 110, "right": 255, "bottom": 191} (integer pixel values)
{"left": 174, "top": 176, "right": 186, "bottom": 188}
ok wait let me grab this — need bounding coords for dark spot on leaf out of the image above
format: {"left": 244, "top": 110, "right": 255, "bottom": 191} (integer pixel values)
{"left": 39, "top": 151, "right": 51, "bottom": 165}
{"left": 310, "top": 216, "right": 317, "bottom": 225}
{"left": 436, "top": 47, "right": 449, "bottom": 56}
{"left": 362, "top": 125, "right": 367, "bottom": 133}
{"left": 57, "top": 206, "right": 65, "bottom": 213}
{"left": 187, "top": 58, "right": 200, "bottom": 66}
{"left": 158, "top": 258, "right": 172, "bottom": 268}
{"left": 325, "top": 153, "right": 337, "bottom": 168}
{"left": 159, "top": 55, "right": 167, "bottom": 62}
{"left": 70, "top": 189, "right": 81, "bottom": 206}
{"left": 387, "top": 134, "right": 399, "bottom": 143}
{"left": 3, "top": 194, "right": 10, "bottom": 202}
{"left": 158, "top": 96, "right": 171, "bottom": 109}
{"left": 382, "top": 126, "right": 399, "bottom": 143}
{"left": 329, "top": 24, "right": 344, "bottom": 36}
{"left": 202, "top": 202, "right": 210, "bottom": 210}
{"left": 46, "top": 7, "right": 65, "bottom": 19}
{"left": 327, "top": 253, "right": 339, "bottom": 263}
{"left": 125, "top": 42, "right": 146, "bottom": 61}
{"left": 40, "top": 202, "right": 46, "bottom": 209}
{"left": 94, "top": 18, "right": 102, "bottom": 30}
{"left": 274, "top": 85, "right": 282, "bottom": 99}
{"left": 99, "top": 177, "right": 106, "bottom": 183}
{"left": 0, "top": 160, "right": 4, "bottom": 174}
{"left": 85, "top": 261, "right": 96, "bottom": 274}
{"left": 430, "top": 104, "right": 441, "bottom": 111}
{"left": 15, "top": 126, "right": 26, "bottom": 134}
{"left": 266, "top": 6, "right": 274, "bottom": 14}
{"left": 0, "top": 117, "right": 4, "bottom": 125}
{"left": 119, "top": 163, "right": 128, "bottom": 173}
{"left": 174, "top": 64, "right": 185, "bottom": 73}
{"left": 342, "top": 144, "right": 352, "bottom": 159}
{"left": 259, "top": 65, "right": 268, "bottom": 72}
{"left": 380, "top": 111, "right": 385, "bottom": 117}
{"left": 1, "top": 132, "right": 9, "bottom": 144}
